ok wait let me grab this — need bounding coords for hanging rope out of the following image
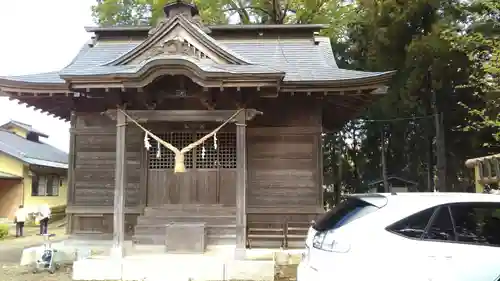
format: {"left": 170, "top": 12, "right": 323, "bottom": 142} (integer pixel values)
{"left": 119, "top": 108, "right": 244, "bottom": 173}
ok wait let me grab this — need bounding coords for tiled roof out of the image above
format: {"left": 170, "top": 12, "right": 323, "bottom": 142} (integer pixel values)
{"left": 0, "top": 130, "right": 68, "bottom": 169}
{"left": 62, "top": 55, "right": 283, "bottom": 77}
{"left": 0, "top": 22, "right": 392, "bottom": 85}
{"left": 1, "top": 120, "right": 49, "bottom": 138}
{"left": 0, "top": 71, "right": 65, "bottom": 84}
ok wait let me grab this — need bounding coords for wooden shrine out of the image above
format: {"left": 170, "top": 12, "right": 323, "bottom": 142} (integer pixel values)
{"left": 0, "top": 1, "right": 393, "bottom": 257}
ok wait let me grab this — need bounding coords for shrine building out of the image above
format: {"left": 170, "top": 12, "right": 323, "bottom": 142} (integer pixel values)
{"left": 0, "top": 1, "right": 393, "bottom": 257}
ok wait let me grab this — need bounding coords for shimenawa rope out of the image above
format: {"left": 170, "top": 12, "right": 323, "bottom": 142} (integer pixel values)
{"left": 119, "top": 108, "right": 244, "bottom": 173}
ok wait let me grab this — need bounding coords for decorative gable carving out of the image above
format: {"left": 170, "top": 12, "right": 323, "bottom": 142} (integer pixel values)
{"left": 108, "top": 4, "right": 250, "bottom": 66}
{"left": 130, "top": 36, "right": 212, "bottom": 64}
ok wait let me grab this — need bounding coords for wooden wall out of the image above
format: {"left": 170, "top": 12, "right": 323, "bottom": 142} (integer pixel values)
{"left": 246, "top": 98, "right": 324, "bottom": 224}
{"left": 67, "top": 97, "right": 324, "bottom": 236}
{"left": 147, "top": 170, "right": 236, "bottom": 206}
{"left": 67, "top": 113, "right": 145, "bottom": 235}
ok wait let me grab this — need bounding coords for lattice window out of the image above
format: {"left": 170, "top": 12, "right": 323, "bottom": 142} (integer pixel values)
{"left": 148, "top": 132, "right": 194, "bottom": 169}
{"left": 217, "top": 132, "right": 237, "bottom": 169}
{"left": 148, "top": 131, "right": 236, "bottom": 169}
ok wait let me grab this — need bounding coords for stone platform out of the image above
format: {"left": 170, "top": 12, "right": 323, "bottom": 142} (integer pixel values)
{"left": 73, "top": 252, "right": 276, "bottom": 281}
{"left": 72, "top": 245, "right": 284, "bottom": 281}
{"left": 19, "top": 238, "right": 303, "bottom": 281}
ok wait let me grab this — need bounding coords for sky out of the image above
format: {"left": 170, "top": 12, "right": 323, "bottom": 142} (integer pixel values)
{"left": 0, "top": 0, "right": 96, "bottom": 152}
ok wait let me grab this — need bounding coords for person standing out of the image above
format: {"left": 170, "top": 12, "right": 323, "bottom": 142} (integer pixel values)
{"left": 14, "top": 205, "right": 26, "bottom": 237}
{"left": 39, "top": 204, "right": 51, "bottom": 235}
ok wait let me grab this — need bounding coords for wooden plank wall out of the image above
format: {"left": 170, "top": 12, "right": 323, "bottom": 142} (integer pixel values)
{"left": 247, "top": 98, "right": 323, "bottom": 213}
{"left": 147, "top": 169, "right": 236, "bottom": 206}
{"left": 66, "top": 98, "right": 324, "bottom": 235}
{"left": 67, "top": 113, "right": 144, "bottom": 234}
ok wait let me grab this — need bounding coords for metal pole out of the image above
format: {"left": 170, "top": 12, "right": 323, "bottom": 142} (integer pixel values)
{"left": 381, "top": 127, "right": 390, "bottom": 193}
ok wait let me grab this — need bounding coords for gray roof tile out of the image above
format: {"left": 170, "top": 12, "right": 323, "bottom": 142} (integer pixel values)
{"left": 1, "top": 120, "right": 49, "bottom": 138}
{"left": 0, "top": 71, "right": 64, "bottom": 84}
{"left": 64, "top": 54, "right": 282, "bottom": 76}
{"left": 0, "top": 130, "right": 68, "bottom": 169}
{"left": 2, "top": 31, "right": 390, "bottom": 84}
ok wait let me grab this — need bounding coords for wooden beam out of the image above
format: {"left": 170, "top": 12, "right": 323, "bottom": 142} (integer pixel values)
{"left": 235, "top": 109, "right": 247, "bottom": 260}
{"left": 111, "top": 108, "right": 127, "bottom": 259}
{"left": 106, "top": 109, "right": 262, "bottom": 122}
{"left": 67, "top": 112, "right": 77, "bottom": 205}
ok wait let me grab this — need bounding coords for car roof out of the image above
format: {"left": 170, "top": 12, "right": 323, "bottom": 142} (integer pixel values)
{"left": 348, "top": 192, "right": 500, "bottom": 226}
{"left": 350, "top": 192, "right": 500, "bottom": 210}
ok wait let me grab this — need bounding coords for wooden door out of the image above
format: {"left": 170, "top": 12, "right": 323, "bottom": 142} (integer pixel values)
{"left": 145, "top": 130, "right": 237, "bottom": 206}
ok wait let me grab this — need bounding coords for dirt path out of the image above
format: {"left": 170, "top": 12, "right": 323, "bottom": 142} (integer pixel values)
{"left": 0, "top": 223, "right": 298, "bottom": 281}
{"left": 0, "top": 222, "right": 70, "bottom": 281}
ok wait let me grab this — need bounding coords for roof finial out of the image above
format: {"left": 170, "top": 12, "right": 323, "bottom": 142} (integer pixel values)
{"left": 163, "top": 0, "right": 200, "bottom": 19}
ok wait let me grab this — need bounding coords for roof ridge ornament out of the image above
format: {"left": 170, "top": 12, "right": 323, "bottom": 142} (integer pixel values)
{"left": 142, "top": 36, "right": 210, "bottom": 61}
{"left": 149, "top": 0, "right": 202, "bottom": 36}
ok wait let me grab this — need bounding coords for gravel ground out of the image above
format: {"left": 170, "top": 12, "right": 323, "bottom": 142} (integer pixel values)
{"left": 0, "top": 263, "right": 73, "bottom": 281}
{"left": 0, "top": 263, "right": 297, "bottom": 281}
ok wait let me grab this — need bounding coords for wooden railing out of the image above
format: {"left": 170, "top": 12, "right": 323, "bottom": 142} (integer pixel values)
{"left": 246, "top": 220, "right": 313, "bottom": 249}
{"left": 245, "top": 207, "right": 320, "bottom": 249}
{"left": 465, "top": 154, "right": 500, "bottom": 192}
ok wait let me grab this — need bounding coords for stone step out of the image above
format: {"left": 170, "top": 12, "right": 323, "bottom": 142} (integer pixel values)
{"left": 134, "top": 224, "right": 168, "bottom": 235}
{"left": 133, "top": 233, "right": 237, "bottom": 247}
{"left": 134, "top": 223, "right": 235, "bottom": 236}
{"left": 207, "top": 234, "right": 236, "bottom": 246}
{"left": 144, "top": 207, "right": 236, "bottom": 217}
{"left": 207, "top": 225, "right": 236, "bottom": 236}
{"left": 138, "top": 215, "right": 236, "bottom": 225}
{"left": 133, "top": 234, "right": 165, "bottom": 245}
{"left": 149, "top": 204, "right": 230, "bottom": 209}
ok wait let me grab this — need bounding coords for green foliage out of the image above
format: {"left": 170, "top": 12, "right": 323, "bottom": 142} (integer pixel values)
{"left": 0, "top": 223, "right": 9, "bottom": 239}
{"left": 90, "top": 0, "right": 498, "bottom": 196}
{"left": 442, "top": 0, "right": 500, "bottom": 145}
{"left": 327, "top": 0, "right": 498, "bottom": 194}
{"left": 91, "top": 0, "right": 357, "bottom": 40}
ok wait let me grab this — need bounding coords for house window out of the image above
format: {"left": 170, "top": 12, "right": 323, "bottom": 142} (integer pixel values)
{"left": 46, "top": 175, "right": 60, "bottom": 196}
{"left": 31, "top": 174, "right": 60, "bottom": 196}
{"left": 31, "top": 174, "right": 40, "bottom": 196}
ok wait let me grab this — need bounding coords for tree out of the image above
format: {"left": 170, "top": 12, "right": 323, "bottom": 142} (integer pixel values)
{"left": 91, "top": 0, "right": 357, "bottom": 39}
{"left": 331, "top": 0, "right": 497, "bottom": 192}
{"left": 443, "top": 0, "right": 500, "bottom": 145}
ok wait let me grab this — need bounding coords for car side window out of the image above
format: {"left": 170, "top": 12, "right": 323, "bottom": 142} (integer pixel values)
{"left": 422, "top": 206, "right": 456, "bottom": 241}
{"left": 450, "top": 203, "right": 500, "bottom": 246}
{"left": 387, "top": 207, "right": 436, "bottom": 239}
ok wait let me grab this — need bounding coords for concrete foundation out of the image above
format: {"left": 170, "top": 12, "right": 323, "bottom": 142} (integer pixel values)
{"left": 73, "top": 253, "right": 276, "bottom": 281}
{"left": 20, "top": 238, "right": 303, "bottom": 281}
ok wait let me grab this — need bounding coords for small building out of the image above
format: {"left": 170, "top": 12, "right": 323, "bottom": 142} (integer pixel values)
{"left": 367, "top": 176, "right": 418, "bottom": 193}
{"left": 0, "top": 1, "right": 393, "bottom": 257}
{"left": 465, "top": 154, "right": 500, "bottom": 192}
{"left": 0, "top": 120, "right": 68, "bottom": 219}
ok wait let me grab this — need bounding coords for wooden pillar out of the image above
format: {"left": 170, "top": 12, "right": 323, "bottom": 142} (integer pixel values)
{"left": 235, "top": 109, "right": 247, "bottom": 259}
{"left": 111, "top": 108, "right": 127, "bottom": 258}
{"left": 66, "top": 111, "right": 76, "bottom": 234}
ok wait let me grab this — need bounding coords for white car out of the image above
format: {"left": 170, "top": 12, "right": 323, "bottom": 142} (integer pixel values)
{"left": 298, "top": 192, "right": 500, "bottom": 281}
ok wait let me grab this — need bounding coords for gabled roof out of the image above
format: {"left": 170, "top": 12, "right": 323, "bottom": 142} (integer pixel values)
{"left": 1, "top": 120, "right": 49, "bottom": 138}
{"left": 107, "top": 15, "right": 250, "bottom": 66}
{"left": 0, "top": 18, "right": 393, "bottom": 88}
{"left": 0, "top": 129, "right": 68, "bottom": 169}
